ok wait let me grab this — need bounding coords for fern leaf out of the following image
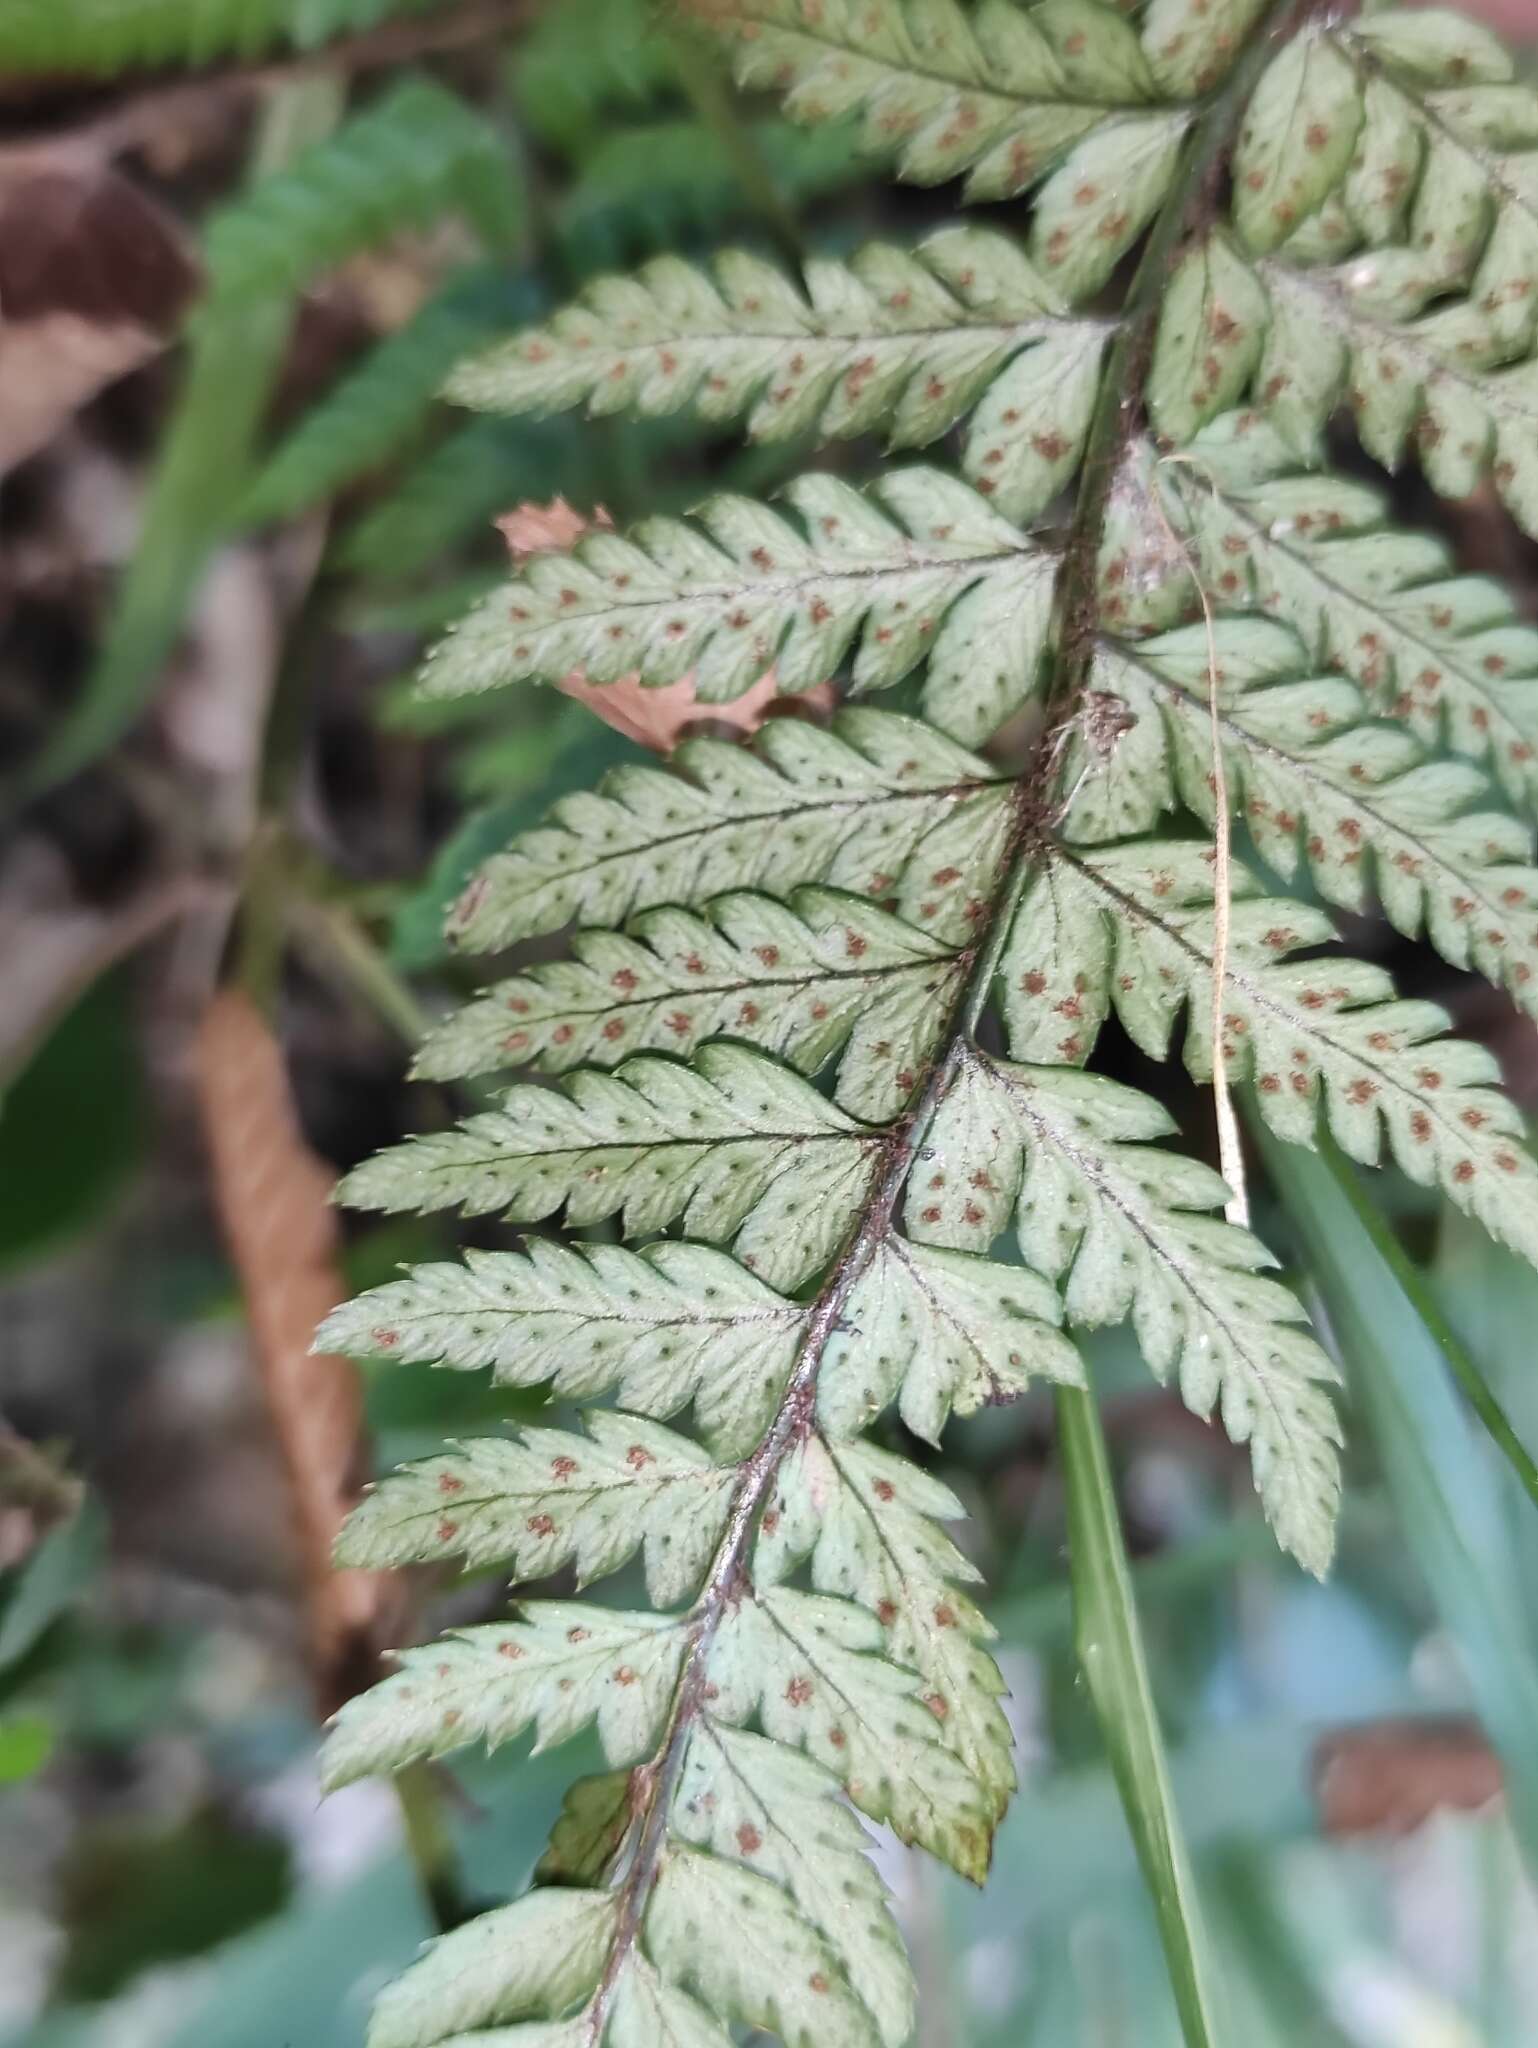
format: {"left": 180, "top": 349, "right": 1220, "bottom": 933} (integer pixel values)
{"left": 910, "top": 1052, "right": 1341, "bottom": 1572}
{"left": 0, "top": 0, "right": 440, "bottom": 72}
{"left": 313, "top": 8, "right": 1538, "bottom": 2038}
{"left": 673, "top": 1722, "right": 912, "bottom": 2046}
{"left": 1161, "top": 415, "right": 1538, "bottom": 800}
{"left": 1071, "top": 611, "right": 1538, "bottom": 1025}
{"left": 204, "top": 78, "right": 521, "bottom": 305}
{"left": 1231, "top": 27, "right": 1363, "bottom": 252}
{"left": 447, "top": 708, "right": 1010, "bottom": 953}
{"left": 418, "top": 467, "right": 1054, "bottom": 726}
{"left": 757, "top": 1434, "right": 1016, "bottom": 1825}
{"left": 694, "top": 0, "right": 1186, "bottom": 209}
{"left": 339, "top": 1044, "right": 880, "bottom": 1290}
{"left": 241, "top": 270, "right": 533, "bottom": 526}
{"left": 1255, "top": 259, "right": 1538, "bottom": 536}
{"left": 710, "top": 1585, "right": 993, "bottom": 1873}
{"left": 1007, "top": 840, "right": 1538, "bottom": 1265}
{"left": 367, "top": 1889, "right": 617, "bottom": 2048}
{"left": 1141, "top": 0, "right": 1267, "bottom": 96}
{"left": 1147, "top": 229, "right": 1269, "bottom": 443}
{"left": 447, "top": 228, "right": 1107, "bottom": 524}
{"left": 335, "top": 1413, "right": 736, "bottom": 1605}
{"left": 414, "top": 886, "right": 965, "bottom": 1122}
{"left": 822, "top": 1235, "right": 1084, "bottom": 1442}
{"left": 324, "top": 1606, "right": 688, "bottom": 1785}
{"left": 1340, "top": 10, "right": 1538, "bottom": 285}
{"left": 646, "top": 1842, "right": 882, "bottom": 2048}
{"left": 317, "top": 1239, "right": 804, "bottom": 1458}
{"left": 328, "top": 1580, "right": 983, "bottom": 1867}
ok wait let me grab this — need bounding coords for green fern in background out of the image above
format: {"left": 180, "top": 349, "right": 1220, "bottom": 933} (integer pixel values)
{"left": 313, "top": 5, "right": 1538, "bottom": 2046}
{"left": 0, "top": 0, "right": 449, "bottom": 71}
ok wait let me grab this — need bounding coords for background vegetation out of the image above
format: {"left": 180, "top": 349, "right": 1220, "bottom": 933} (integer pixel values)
{"left": 4, "top": 1, "right": 1538, "bottom": 2041}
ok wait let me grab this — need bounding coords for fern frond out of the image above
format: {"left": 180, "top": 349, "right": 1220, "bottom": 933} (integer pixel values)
{"left": 672, "top": 1721, "right": 912, "bottom": 2044}
{"left": 1073, "top": 606, "right": 1538, "bottom": 1025}
{"left": 335, "top": 1412, "right": 735, "bottom": 1603}
{"left": 757, "top": 1435, "right": 1015, "bottom": 1827}
{"left": 1255, "top": 257, "right": 1538, "bottom": 534}
{"left": 827, "top": 1234, "right": 1083, "bottom": 1441}
{"left": 318, "top": 1239, "right": 804, "bottom": 1457}
{"left": 204, "top": 77, "right": 521, "bottom": 307}
{"left": 0, "top": 0, "right": 441, "bottom": 72}
{"left": 413, "top": 885, "right": 966, "bottom": 1122}
{"left": 1152, "top": 415, "right": 1538, "bottom": 800}
{"left": 694, "top": 0, "right": 1194, "bottom": 291}
{"left": 241, "top": 271, "right": 533, "bottom": 526}
{"left": 1229, "top": 26, "right": 1364, "bottom": 252}
{"left": 337, "top": 416, "right": 590, "bottom": 577}
{"left": 556, "top": 117, "right": 867, "bottom": 265}
{"left": 419, "top": 467, "right": 1055, "bottom": 734}
{"left": 910, "top": 1051, "right": 1341, "bottom": 1572}
{"left": 325, "top": 1605, "right": 689, "bottom": 1783}
{"left": 341, "top": 1044, "right": 881, "bottom": 1290}
{"left": 1007, "top": 839, "right": 1538, "bottom": 1263}
{"left": 316, "top": 7, "right": 1538, "bottom": 2039}
{"left": 446, "top": 707, "right": 1011, "bottom": 952}
{"left": 448, "top": 228, "right": 1107, "bottom": 523}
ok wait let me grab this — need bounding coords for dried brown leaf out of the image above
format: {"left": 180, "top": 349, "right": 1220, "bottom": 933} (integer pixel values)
{"left": 495, "top": 498, "right": 834, "bottom": 752}
{"left": 194, "top": 989, "right": 402, "bottom": 1711}
{"left": 1314, "top": 1717, "right": 1503, "bottom": 1837}
{"left": 0, "top": 161, "right": 198, "bottom": 474}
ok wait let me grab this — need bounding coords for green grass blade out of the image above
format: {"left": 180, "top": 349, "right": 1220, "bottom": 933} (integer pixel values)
{"left": 1253, "top": 1119, "right": 1538, "bottom": 1867}
{"left": 1312, "top": 1133, "right": 1538, "bottom": 1513}
{"left": 1057, "top": 1382, "right": 1225, "bottom": 2048}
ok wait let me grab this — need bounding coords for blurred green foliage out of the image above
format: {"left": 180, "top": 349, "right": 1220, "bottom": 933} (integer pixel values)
{"left": 5, "top": 2, "right": 1538, "bottom": 2045}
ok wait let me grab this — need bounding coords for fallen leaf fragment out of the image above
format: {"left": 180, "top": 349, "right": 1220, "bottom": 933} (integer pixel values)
{"left": 496, "top": 497, "right": 834, "bottom": 752}
{"left": 194, "top": 989, "right": 403, "bottom": 1711}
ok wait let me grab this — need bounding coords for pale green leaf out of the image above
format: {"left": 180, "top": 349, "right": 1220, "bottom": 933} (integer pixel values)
{"left": 701, "top": 0, "right": 1164, "bottom": 206}
{"left": 419, "top": 468, "right": 1049, "bottom": 712}
{"left": 338, "top": 1044, "right": 879, "bottom": 1292}
{"left": 646, "top": 1844, "right": 880, "bottom": 2048}
{"left": 1142, "top": 0, "right": 1266, "bottom": 96}
{"left": 447, "top": 227, "right": 1103, "bottom": 523}
{"left": 318, "top": 1239, "right": 803, "bottom": 1460}
{"left": 820, "top": 1234, "right": 1082, "bottom": 1441}
{"left": 368, "top": 1889, "right": 614, "bottom": 2048}
{"left": 1007, "top": 839, "right": 1538, "bottom": 1265}
{"left": 910, "top": 1053, "right": 1341, "bottom": 1571}
{"left": 1148, "top": 230, "right": 1269, "bottom": 443}
{"left": 672, "top": 1721, "right": 911, "bottom": 2046}
{"left": 1162, "top": 414, "right": 1538, "bottom": 799}
{"left": 1350, "top": 7, "right": 1514, "bottom": 84}
{"left": 447, "top": 708, "right": 1010, "bottom": 954}
{"left": 1233, "top": 30, "right": 1363, "bottom": 252}
{"left": 336, "top": 1413, "right": 735, "bottom": 1606}
{"left": 323, "top": 1606, "right": 687, "bottom": 1787}
{"left": 1031, "top": 111, "right": 1190, "bottom": 299}
{"left": 709, "top": 1585, "right": 995, "bottom": 1877}
{"left": 756, "top": 1434, "right": 1015, "bottom": 1823}
{"left": 609, "top": 1960, "right": 732, "bottom": 2048}
{"left": 413, "top": 886, "right": 964, "bottom": 1125}
{"left": 1070, "top": 609, "right": 1538, "bottom": 1027}
{"left": 958, "top": 322, "right": 1107, "bottom": 528}
{"left": 1255, "top": 258, "right": 1538, "bottom": 540}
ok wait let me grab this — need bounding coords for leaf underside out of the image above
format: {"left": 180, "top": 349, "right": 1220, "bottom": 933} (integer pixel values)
{"left": 322, "top": 7, "right": 1538, "bottom": 2046}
